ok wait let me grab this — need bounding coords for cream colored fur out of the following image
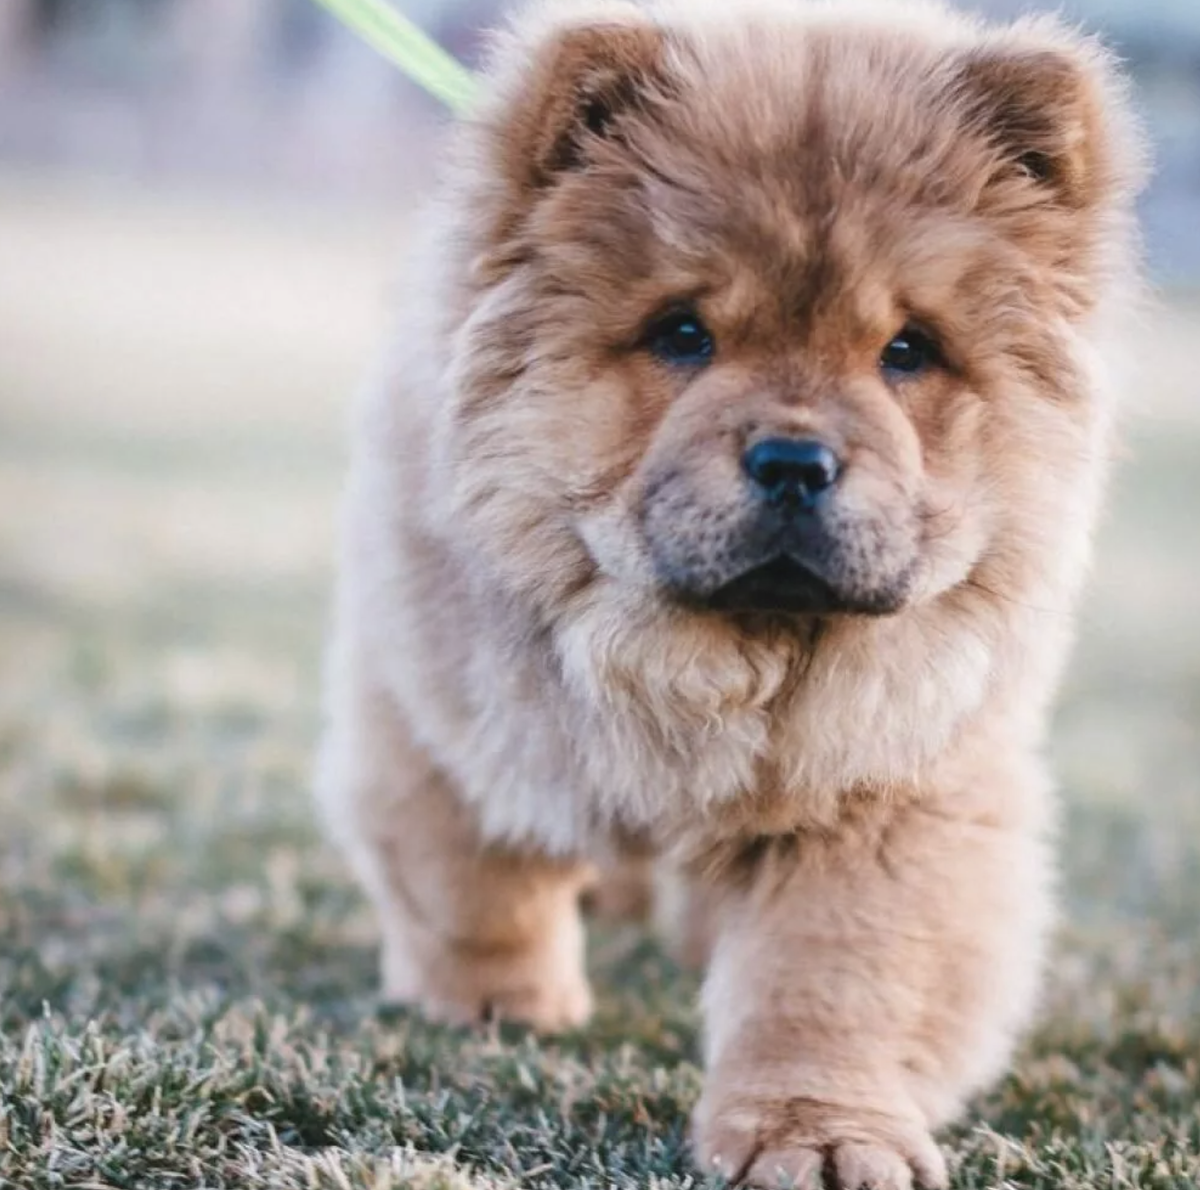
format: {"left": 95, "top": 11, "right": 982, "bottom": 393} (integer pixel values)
{"left": 316, "top": 1, "right": 1145, "bottom": 1185}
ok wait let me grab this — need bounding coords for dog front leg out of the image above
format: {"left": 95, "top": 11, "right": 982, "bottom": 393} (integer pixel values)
{"left": 318, "top": 682, "right": 593, "bottom": 1032}
{"left": 693, "top": 772, "right": 1052, "bottom": 1189}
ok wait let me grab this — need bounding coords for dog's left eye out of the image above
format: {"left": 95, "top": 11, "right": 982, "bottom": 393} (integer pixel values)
{"left": 880, "top": 326, "right": 940, "bottom": 376}
{"left": 645, "top": 307, "right": 715, "bottom": 367}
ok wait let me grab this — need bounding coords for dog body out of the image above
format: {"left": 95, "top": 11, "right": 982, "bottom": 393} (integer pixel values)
{"left": 317, "top": 2, "right": 1144, "bottom": 1184}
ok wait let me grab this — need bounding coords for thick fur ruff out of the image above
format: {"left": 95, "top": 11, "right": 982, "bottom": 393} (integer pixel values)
{"left": 316, "top": 2, "right": 1145, "bottom": 1186}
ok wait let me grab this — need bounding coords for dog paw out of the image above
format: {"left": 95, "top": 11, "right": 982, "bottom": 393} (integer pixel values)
{"left": 696, "top": 1102, "right": 948, "bottom": 1190}
{"left": 381, "top": 934, "right": 593, "bottom": 1033}
{"left": 476, "top": 975, "right": 595, "bottom": 1033}
{"left": 385, "top": 975, "right": 594, "bottom": 1033}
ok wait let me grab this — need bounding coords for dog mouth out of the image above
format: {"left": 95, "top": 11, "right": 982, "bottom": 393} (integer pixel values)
{"left": 703, "top": 555, "right": 843, "bottom": 615}
{"left": 679, "top": 554, "right": 909, "bottom": 618}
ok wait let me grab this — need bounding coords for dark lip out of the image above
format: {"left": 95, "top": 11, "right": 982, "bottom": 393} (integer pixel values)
{"left": 702, "top": 555, "right": 843, "bottom": 615}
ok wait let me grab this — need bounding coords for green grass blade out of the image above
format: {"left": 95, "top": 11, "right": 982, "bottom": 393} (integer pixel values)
{"left": 311, "top": 0, "right": 479, "bottom": 115}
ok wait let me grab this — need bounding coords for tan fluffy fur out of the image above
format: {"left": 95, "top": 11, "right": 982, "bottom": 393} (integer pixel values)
{"left": 316, "top": 1, "right": 1146, "bottom": 1185}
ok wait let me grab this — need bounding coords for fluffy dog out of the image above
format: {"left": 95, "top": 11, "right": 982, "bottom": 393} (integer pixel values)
{"left": 317, "top": 1, "right": 1144, "bottom": 1185}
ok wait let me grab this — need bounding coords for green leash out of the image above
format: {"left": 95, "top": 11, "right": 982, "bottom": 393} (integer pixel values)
{"left": 311, "top": 0, "right": 479, "bottom": 115}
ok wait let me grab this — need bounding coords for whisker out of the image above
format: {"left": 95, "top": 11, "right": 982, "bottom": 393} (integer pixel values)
{"left": 960, "top": 576, "right": 1066, "bottom": 618}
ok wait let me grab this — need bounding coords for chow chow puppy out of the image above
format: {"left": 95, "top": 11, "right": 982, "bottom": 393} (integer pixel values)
{"left": 317, "top": 0, "right": 1144, "bottom": 1184}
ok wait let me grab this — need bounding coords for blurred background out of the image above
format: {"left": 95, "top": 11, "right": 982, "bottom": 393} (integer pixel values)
{"left": 1, "top": 0, "right": 1199, "bottom": 273}
{"left": 0, "top": 0, "right": 1197, "bottom": 1045}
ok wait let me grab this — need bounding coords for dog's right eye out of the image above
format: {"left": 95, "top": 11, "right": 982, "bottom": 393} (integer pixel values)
{"left": 645, "top": 308, "right": 715, "bottom": 367}
{"left": 880, "top": 325, "right": 941, "bottom": 377}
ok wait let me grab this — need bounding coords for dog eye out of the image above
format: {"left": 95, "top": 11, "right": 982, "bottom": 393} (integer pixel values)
{"left": 645, "top": 307, "right": 715, "bottom": 367}
{"left": 880, "top": 326, "right": 940, "bottom": 376}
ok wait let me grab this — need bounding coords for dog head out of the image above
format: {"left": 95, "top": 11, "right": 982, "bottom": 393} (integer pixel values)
{"left": 435, "top": 0, "right": 1144, "bottom": 627}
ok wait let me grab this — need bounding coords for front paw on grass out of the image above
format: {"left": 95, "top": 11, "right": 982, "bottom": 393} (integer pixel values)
{"left": 380, "top": 973, "right": 594, "bottom": 1033}
{"left": 697, "top": 1102, "right": 948, "bottom": 1189}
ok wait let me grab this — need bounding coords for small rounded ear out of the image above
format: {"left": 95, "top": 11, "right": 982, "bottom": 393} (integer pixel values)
{"left": 956, "top": 46, "right": 1108, "bottom": 209}
{"left": 498, "top": 22, "right": 667, "bottom": 192}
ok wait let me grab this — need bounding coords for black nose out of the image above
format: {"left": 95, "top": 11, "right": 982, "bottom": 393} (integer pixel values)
{"left": 742, "top": 437, "right": 841, "bottom": 509}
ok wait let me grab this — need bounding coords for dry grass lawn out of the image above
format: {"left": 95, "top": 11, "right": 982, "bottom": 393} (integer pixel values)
{"left": 1, "top": 173, "right": 1199, "bottom": 1188}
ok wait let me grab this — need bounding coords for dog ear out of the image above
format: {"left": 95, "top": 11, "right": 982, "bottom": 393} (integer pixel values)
{"left": 497, "top": 22, "right": 667, "bottom": 192}
{"left": 956, "top": 45, "right": 1109, "bottom": 210}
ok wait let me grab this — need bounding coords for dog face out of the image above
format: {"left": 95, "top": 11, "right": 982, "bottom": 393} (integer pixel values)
{"left": 442, "top": 1, "right": 1140, "bottom": 625}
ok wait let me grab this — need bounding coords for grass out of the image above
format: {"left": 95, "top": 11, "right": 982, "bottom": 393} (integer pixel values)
{"left": 1, "top": 174, "right": 1200, "bottom": 1188}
